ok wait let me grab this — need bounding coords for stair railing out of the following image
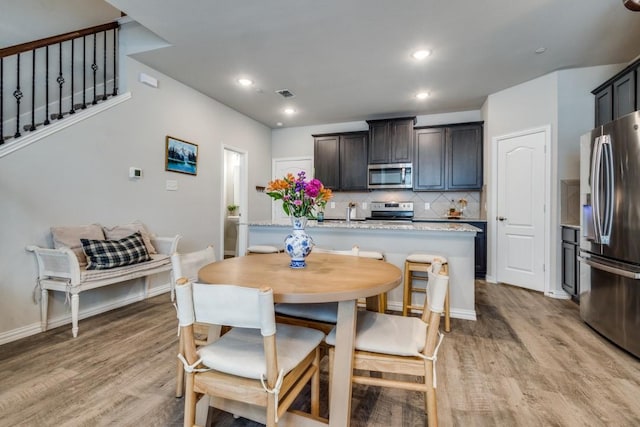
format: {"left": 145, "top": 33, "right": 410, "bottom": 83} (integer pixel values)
{"left": 0, "top": 21, "right": 119, "bottom": 145}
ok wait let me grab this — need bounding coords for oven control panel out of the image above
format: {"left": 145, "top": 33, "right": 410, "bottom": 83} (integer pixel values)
{"left": 370, "top": 201, "right": 414, "bottom": 212}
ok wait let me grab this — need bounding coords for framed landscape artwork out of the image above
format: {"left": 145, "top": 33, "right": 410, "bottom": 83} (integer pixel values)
{"left": 165, "top": 136, "right": 198, "bottom": 175}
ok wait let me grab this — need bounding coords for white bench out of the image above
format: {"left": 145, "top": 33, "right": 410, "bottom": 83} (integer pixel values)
{"left": 27, "top": 234, "right": 181, "bottom": 337}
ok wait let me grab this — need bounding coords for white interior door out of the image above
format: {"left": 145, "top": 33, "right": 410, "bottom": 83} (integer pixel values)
{"left": 272, "top": 157, "right": 313, "bottom": 224}
{"left": 496, "top": 129, "right": 546, "bottom": 291}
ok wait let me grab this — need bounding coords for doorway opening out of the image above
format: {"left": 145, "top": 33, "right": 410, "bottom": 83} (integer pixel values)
{"left": 222, "top": 146, "right": 247, "bottom": 259}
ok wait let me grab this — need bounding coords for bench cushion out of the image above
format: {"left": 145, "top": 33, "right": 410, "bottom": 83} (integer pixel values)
{"left": 51, "top": 224, "right": 105, "bottom": 267}
{"left": 81, "top": 232, "right": 150, "bottom": 270}
{"left": 80, "top": 253, "right": 170, "bottom": 282}
{"left": 103, "top": 221, "right": 157, "bottom": 254}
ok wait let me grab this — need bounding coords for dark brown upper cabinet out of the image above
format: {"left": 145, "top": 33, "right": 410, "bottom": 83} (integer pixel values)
{"left": 593, "top": 58, "right": 639, "bottom": 127}
{"left": 414, "top": 122, "right": 483, "bottom": 191}
{"left": 613, "top": 70, "right": 636, "bottom": 119}
{"left": 313, "top": 131, "right": 368, "bottom": 191}
{"left": 366, "top": 117, "right": 416, "bottom": 164}
{"left": 594, "top": 85, "right": 613, "bottom": 127}
{"left": 413, "top": 127, "right": 446, "bottom": 190}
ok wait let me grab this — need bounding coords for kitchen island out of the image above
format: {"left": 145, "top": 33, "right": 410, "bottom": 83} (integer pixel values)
{"left": 240, "top": 220, "right": 479, "bottom": 321}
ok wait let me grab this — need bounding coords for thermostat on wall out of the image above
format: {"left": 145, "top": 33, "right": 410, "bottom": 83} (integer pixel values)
{"left": 129, "top": 167, "right": 143, "bottom": 179}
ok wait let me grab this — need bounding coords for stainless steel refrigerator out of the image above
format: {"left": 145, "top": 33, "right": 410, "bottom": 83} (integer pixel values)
{"left": 579, "top": 110, "right": 640, "bottom": 358}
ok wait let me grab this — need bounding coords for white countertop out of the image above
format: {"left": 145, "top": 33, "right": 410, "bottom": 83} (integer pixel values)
{"left": 561, "top": 223, "right": 580, "bottom": 230}
{"left": 246, "top": 219, "right": 480, "bottom": 233}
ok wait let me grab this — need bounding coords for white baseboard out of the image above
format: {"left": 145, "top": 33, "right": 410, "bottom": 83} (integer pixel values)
{"left": 0, "top": 323, "right": 43, "bottom": 346}
{"left": 546, "top": 289, "right": 571, "bottom": 299}
{"left": 0, "top": 282, "right": 170, "bottom": 345}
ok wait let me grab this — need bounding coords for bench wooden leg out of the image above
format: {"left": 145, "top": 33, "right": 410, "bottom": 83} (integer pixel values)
{"left": 40, "top": 288, "right": 49, "bottom": 332}
{"left": 71, "top": 293, "right": 80, "bottom": 338}
{"left": 144, "top": 275, "right": 150, "bottom": 299}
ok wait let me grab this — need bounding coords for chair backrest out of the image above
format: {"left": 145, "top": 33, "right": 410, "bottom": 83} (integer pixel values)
{"left": 426, "top": 263, "right": 448, "bottom": 314}
{"left": 171, "top": 246, "right": 216, "bottom": 282}
{"left": 352, "top": 245, "right": 385, "bottom": 260}
{"left": 175, "top": 279, "right": 276, "bottom": 337}
{"left": 312, "top": 246, "right": 358, "bottom": 256}
{"left": 314, "top": 245, "right": 384, "bottom": 260}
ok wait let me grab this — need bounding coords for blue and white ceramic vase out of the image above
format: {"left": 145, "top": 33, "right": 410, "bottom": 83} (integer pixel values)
{"left": 284, "top": 216, "right": 314, "bottom": 268}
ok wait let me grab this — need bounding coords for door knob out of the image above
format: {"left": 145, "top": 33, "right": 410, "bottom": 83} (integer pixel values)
{"left": 497, "top": 216, "right": 507, "bottom": 221}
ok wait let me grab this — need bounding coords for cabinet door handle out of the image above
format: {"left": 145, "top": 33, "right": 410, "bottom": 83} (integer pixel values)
{"left": 497, "top": 216, "right": 507, "bottom": 221}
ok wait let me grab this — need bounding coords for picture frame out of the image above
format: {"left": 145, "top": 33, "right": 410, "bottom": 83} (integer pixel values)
{"left": 165, "top": 136, "right": 198, "bottom": 175}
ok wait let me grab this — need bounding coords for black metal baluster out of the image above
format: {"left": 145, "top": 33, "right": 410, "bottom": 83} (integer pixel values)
{"left": 112, "top": 27, "right": 117, "bottom": 96}
{"left": 29, "top": 49, "right": 36, "bottom": 131}
{"left": 13, "top": 53, "right": 22, "bottom": 138}
{"left": 92, "top": 33, "right": 97, "bottom": 105}
{"left": 56, "top": 42, "right": 64, "bottom": 119}
{"left": 102, "top": 30, "right": 107, "bottom": 101}
{"left": 1, "top": 57, "right": 4, "bottom": 144}
{"left": 69, "top": 39, "right": 75, "bottom": 114}
{"left": 82, "top": 36, "right": 86, "bottom": 109}
{"left": 44, "top": 46, "right": 50, "bottom": 125}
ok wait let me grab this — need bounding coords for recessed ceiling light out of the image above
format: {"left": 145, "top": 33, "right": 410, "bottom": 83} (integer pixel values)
{"left": 411, "top": 50, "right": 431, "bottom": 60}
{"left": 276, "top": 122, "right": 284, "bottom": 127}
{"left": 283, "top": 108, "right": 296, "bottom": 115}
{"left": 237, "top": 78, "right": 253, "bottom": 86}
{"left": 535, "top": 47, "right": 546, "bottom": 54}
{"left": 415, "top": 92, "right": 430, "bottom": 100}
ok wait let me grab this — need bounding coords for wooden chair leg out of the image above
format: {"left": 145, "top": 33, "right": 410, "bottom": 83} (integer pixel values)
{"left": 311, "top": 348, "right": 320, "bottom": 417}
{"left": 444, "top": 287, "right": 451, "bottom": 333}
{"left": 424, "top": 358, "right": 438, "bottom": 427}
{"left": 183, "top": 372, "right": 197, "bottom": 427}
{"left": 328, "top": 348, "right": 334, "bottom": 406}
{"left": 403, "top": 261, "right": 411, "bottom": 316}
{"left": 266, "top": 391, "right": 276, "bottom": 427}
{"left": 176, "top": 334, "right": 185, "bottom": 398}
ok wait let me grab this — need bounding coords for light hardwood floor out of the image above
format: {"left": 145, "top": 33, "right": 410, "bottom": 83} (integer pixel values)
{"left": 1, "top": 281, "right": 639, "bottom": 426}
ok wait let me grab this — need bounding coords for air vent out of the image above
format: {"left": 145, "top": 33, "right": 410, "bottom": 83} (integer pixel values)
{"left": 275, "top": 89, "right": 295, "bottom": 98}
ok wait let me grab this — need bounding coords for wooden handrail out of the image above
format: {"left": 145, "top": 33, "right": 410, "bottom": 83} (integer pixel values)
{"left": 0, "top": 22, "right": 119, "bottom": 59}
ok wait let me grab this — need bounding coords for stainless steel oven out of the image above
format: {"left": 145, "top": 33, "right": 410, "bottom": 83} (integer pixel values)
{"left": 367, "top": 163, "right": 412, "bottom": 189}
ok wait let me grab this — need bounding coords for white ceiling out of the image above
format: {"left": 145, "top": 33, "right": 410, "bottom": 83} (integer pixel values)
{"left": 4, "top": 1, "right": 640, "bottom": 129}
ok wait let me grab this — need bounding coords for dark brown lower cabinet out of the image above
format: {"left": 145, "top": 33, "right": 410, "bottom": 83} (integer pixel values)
{"left": 466, "top": 221, "right": 487, "bottom": 279}
{"left": 561, "top": 226, "right": 580, "bottom": 302}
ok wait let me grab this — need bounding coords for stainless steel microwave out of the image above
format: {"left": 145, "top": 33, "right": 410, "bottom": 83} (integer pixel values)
{"left": 367, "top": 163, "right": 413, "bottom": 189}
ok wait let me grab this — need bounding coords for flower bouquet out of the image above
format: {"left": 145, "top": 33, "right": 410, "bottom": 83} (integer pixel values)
{"left": 266, "top": 172, "right": 332, "bottom": 268}
{"left": 266, "top": 171, "right": 333, "bottom": 219}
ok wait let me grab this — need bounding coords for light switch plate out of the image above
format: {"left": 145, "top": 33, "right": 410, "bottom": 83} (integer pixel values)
{"left": 424, "top": 202, "right": 430, "bottom": 210}
{"left": 330, "top": 202, "right": 335, "bottom": 209}
{"left": 166, "top": 180, "right": 178, "bottom": 191}
{"left": 361, "top": 202, "right": 367, "bottom": 209}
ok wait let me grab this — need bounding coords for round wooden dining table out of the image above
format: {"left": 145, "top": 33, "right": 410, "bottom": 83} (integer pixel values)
{"left": 198, "top": 252, "right": 402, "bottom": 427}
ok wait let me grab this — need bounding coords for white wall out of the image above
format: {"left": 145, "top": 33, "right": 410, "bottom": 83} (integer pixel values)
{"left": 482, "top": 64, "right": 626, "bottom": 294}
{"left": 0, "top": 57, "right": 272, "bottom": 341}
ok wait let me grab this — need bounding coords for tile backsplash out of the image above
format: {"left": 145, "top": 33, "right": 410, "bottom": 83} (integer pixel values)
{"left": 326, "top": 190, "right": 483, "bottom": 219}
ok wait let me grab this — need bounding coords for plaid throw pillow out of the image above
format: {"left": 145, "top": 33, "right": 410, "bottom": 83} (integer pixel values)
{"left": 81, "top": 231, "right": 151, "bottom": 270}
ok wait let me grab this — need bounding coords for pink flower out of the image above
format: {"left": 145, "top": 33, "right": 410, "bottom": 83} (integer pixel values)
{"left": 305, "top": 179, "right": 322, "bottom": 197}
{"left": 293, "top": 199, "right": 303, "bottom": 206}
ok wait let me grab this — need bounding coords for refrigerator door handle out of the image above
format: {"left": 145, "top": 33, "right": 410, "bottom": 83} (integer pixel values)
{"left": 590, "top": 136, "right": 603, "bottom": 243}
{"left": 600, "top": 135, "right": 613, "bottom": 245}
{"left": 578, "top": 255, "right": 640, "bottom": 280}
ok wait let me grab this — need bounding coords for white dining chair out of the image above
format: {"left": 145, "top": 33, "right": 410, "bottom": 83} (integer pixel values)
{"left": 326, "top": 260, "right": 449, "bottom": 427}
{"left": 170, "top": 246, "right": 217, "bottom": 398}
{"left": 175, "top": 278, "right": 325, "bottom": 427}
